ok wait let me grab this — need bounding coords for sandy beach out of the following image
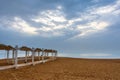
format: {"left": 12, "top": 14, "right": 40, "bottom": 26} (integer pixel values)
{"left": 0, "top": 57, "right": 120, "bottom": 80}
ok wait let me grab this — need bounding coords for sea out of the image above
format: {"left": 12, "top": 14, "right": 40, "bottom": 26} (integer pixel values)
{"left": 0, "top": 50, "right": 32, "bottom": 59}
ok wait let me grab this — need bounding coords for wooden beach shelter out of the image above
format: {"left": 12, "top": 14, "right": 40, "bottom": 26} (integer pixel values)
{"left": 52, "top": 50, "right": 57, "bottom": 60}
{"left": 43, "top": 49, "right": 57, "bottom": 60}
{"left": 49, "top": 49, "right": 56, "bottom": 60}
{"left": 43, "top": 49, "right": 49, "bottom": 58}
{"left": 6, "top": 45, "right": 15, "bottom": 64}
{"left": 34, "top": 48, "right": 42, "bottom": 60}
{"left": 19, "top": 46, "right": 32, "bottom": 63}
{"left": 0, "top": 44, "right": 7, "bottom": 50}
{"left": 0, "top": 44, "right": 8, "bottom": 62}
{"left": 0, "top": 44, "right": 15, "bottom": 64}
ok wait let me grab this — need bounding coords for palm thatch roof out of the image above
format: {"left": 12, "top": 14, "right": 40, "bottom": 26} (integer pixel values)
{"left": 43, "top": 49, "right": 57, "bottom": 53}
{"left": 43, "top": 49, "right": 49, "bottom": 52}
{"left": 6, "top": 45, "right": 15, "bottom": 50}
{"left": 0, "top": 44, "right": 7, "bottom": 50}
{"left": 34, "top": 48, "right": 42, "bottom": 52}
{"left": 0, "top": 44, "right": 15, "bottom": 50}
{"left": 19, "top": 46, "right": 32, "bottom": 51}
{"left": 52, "top": 50, "right": 57, "bottom": 53}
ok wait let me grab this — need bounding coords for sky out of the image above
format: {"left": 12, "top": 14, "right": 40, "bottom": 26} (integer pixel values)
{"left": 0, "top": 0, "right": 120, "bottom": 58}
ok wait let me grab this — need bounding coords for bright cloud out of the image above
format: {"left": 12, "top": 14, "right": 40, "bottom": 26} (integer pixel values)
{"left": 31, "top": 6, "right": 110, "bottom": 38}
{"left": 32, "top": 9, "right": 66, "bottom": 23}
{"left": 31, "top": 1, "right": 120, "bottom": 39}
{"left": 80, "top": 53, "right": 112, "bottom": 57}
{"left": 12, "top": 17, "right": 38, "bottom": 35}
{"left": 0, "top": 17, "right": 38, "bottom": 35}
{"left": 0, "top": 0, "right": 120, "bottom": 38}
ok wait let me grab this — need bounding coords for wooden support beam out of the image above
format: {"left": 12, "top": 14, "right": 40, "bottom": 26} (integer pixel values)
{"left": 42, "top": 48, "right": 45, "bottom": 63}
{"left": 12, "top": 50, "right": 15, "bottom": 64}
{"left": 6, "top": 50, "right": 9, "bottom": 64}
{"left": 15, "top": 45, "right": 18, "bottom": 69}
{"left": 51, "top": 52, "right": 54, "bottom": 60}
{"left": 27, "top": 51, "right": 29, "bottom": 56}
{"left": 25, "top": 51, "right": 27, "bottom": 63}
{"left": 47, "top": 52, "right": 49, "bottom": 57}
{"left": 55, "top": 52, "right": 57, "bottom": 59}
{"left": 32, "top": 48, "right": 35, "bottom": 66}
{"left": 38, "top": 52, "right": 40, "bottom": 60}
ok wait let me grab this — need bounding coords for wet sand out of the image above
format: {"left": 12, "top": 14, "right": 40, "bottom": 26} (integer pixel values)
{"left": 0, "top": 57, "right": 120, "bottom": 80}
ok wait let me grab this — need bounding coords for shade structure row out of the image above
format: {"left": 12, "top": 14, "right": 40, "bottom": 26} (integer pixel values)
{"left": 0, "top": 44, "right": 58, "bottom": 70}
{"left": 0, "top": 44, "right": 57, "bottom": 54}
{"left": 0, "top": 44, "right": 15, "bottom": 50}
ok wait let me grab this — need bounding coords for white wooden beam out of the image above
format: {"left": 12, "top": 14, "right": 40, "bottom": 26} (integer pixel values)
{"left": 42, "top": 48, "right": 45, "bottom": 63}
{"left": 25, "top": 51, "right": 27, "bottom": 63}
{"left": 32, "top": 48, "right": 35, "bottom": 66}
{"left": 12, "top": 50, "right": 15, "bottom": 64}
{"left": 15, "top": 45, "right": 18, "bottom": 69}
{"left": 38, "top": 52, "right": 40, "bottom": 60}
{"left": 6, "top": 50, "right": 9, "bottom": 64}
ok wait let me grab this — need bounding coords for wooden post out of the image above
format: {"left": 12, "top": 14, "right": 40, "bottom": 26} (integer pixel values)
{"left": 25, "top": 51, "right": 27, "bottom": 63}
{"left": 50, "top": 52, "right": 52, "bottom": 60}
{"left": 47, "top": 52, "right": 49, "bottom": 57}
{"left": 15, "top": 45, "right": 18, "bottom": 69}
{"left": 53, "top": 52, "right": 55, "bottom": 60}
{"left": 38, "top": 52, "right": 40, "bottom": 60}
{"left": 42, "top": 48, "right": 45, "bottom": 63}
{"left": 28, "top": 51, "right": 29, "bottom": 56}
{"left": 55, "top": 51, "right": 57, "bottom": 59}
{"left": 52, "top": 52, "right": 54, "bottom": 60}
{"left": 12, "top": 49, "right": 15, "bottom": 64}
{"left": 55, "top": 52, "right": 56, "bottom": 60}
{"left": 6, "top": 50, "right": 9, "bottom": 64}
{"left": 32, "top": 48, "right": 35, "bottom": 66}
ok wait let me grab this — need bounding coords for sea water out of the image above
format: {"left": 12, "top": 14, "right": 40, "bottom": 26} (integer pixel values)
{"left": 0, "top": 50, "right": 32, "bottom": 59}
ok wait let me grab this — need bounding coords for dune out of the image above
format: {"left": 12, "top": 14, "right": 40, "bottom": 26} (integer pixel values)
{"left": 0, "top": 57, "right": 120, "bottom": 80}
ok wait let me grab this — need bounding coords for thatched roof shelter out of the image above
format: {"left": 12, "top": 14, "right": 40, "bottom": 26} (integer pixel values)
{"left": 0, "top": 44, "right": 15, "bottom": 50}
{"left": 34, "top": 48, "right": 42, "bottom": 52}
{"left": 52, "top": 50, "right": 57, "bottom": 53}
{"left": 19, "top": 46, "right": 32, "bottom": 51}
{"left": 0, "top": 44, "right": 7, "bottom": 50}
{"left": 43, "top": 49, "right": 49, "bottom": 52}
{"left": 6, "top": 45, "right": 15, "bottom": 50}
{"left": 43, "top": 49, "right": 57, "bottom": 53}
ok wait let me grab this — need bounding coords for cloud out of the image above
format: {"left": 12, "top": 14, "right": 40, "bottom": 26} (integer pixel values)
{"left": 90, "top": 0, "right": 120, "bottom": 15}
{"left": 31, "top": 5, "right": 110, "bottom": 38}
{"left": 12, "top": 17, "right": 38, "bottom": 35}
{"left": 31, "top": 6, "right": 67, "bottom": 37}
{"left": 80, "top": 53, "right": 112, "bottom": 57}
{"left": 0, "top": 0, "right": 120, "bottom": 38}
{"left": 68, "top": 0, "right": 120, "bottom": 39}
{"left": 0, "top": 16, "right": 38, "bottom": 35}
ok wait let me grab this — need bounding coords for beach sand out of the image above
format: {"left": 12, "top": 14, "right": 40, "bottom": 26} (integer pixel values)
{"left": 0, "top": 57, "right": 120, "bottom": 80}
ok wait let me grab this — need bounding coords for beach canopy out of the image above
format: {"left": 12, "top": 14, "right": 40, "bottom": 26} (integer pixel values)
{"left": 19, "top": 46, "right": 32, "bottom": 51}
{"left": 0, "top": 44, "right": 7, "bottom": 50}
{"left": 43, "top": 49, "right": 49, "bottom": 52}
{"left": 43, "top": 49, "right": 57, "bottom": 53}
{"left": 53, "top": 50, "right": 57, "bottom": 53}
{"left": 6, "top": 45, "right": 15, "bottom": 50}
{"left": 0, "top": 44, "right": 15, "bottom": 50}
{"left": 35, "top": 48, "right": 42, "bottom": 52}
